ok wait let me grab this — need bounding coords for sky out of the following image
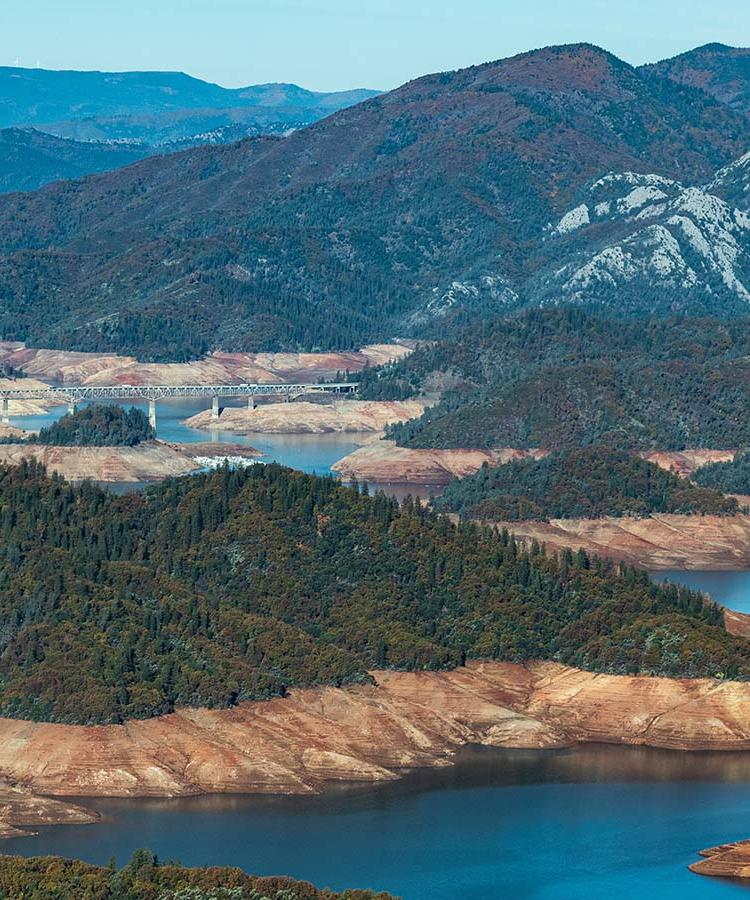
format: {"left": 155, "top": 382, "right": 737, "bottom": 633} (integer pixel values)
{"left": 1, "top": 0, "right": 749, "bottom": 92}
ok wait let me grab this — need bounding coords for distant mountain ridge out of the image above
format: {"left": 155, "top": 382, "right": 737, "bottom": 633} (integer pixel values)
{"left": 0, "top": 66, "right": 379, "bottom": 193}
{"left": 1, "top": 43, "right": 750, "bottom": 357}
{"left": 0, "top": 66, "right": 379, "bottom": 142}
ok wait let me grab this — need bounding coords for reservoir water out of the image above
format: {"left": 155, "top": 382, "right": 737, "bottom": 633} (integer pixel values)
{"left": 7, "top": 744, "right": 750, "bottom": 899}
{"left": 8, "top": 397, "right": 439, "bottom": 498}
{"left": 8, "top": 400, "right": 750, "bottom": 896}
{"left": 659, "top": 570, "right": 750, "bottom": 615}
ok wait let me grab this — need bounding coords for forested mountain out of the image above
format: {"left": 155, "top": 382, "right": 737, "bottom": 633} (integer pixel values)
{"left": 0, "top": 461, "right": 745, "bottom": 724}
{"left": 0, "top": 128, "right": 153, "bottom": 193}
{"left": 643, "top": 44, "right": 750, "bottom": 115}
{"left": 1, "top": 45, "right": 750, "bottom": 357}
{"left": 0, "top": 850, "right": 392, "bottom": 899}
{"left": 434, "top": 448, "right": 739, "bottom": 520}
{"left": 371, "top": 311, "right": 750, "bottom": 450}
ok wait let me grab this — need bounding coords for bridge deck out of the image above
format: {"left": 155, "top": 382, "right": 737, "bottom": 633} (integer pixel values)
{"left": 0, "top": 383, "right": 358, "bottom": 401}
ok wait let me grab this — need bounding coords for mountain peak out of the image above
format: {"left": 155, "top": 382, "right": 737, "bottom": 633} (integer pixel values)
{"left": 644, "top": 43, "right": 750, "bottom": 115}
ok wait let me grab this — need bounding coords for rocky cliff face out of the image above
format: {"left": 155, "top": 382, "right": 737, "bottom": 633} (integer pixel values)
{"left": 3, "top": 661, "right": 750, "bottom": 810}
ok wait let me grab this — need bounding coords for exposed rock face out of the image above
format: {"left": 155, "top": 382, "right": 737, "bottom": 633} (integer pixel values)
{"left": 185, "top": 401, "right": 427, "bottom": 436}
{"left": 690, "top": 840, "right": 750, "bottom": 879}
{"left": 641, "top": 449, "right": 736, "bottom": 476}
{"left": 3, "top": 662, "right": 750, "bottom": 806}
{"left": 0, "top": 441, "right": 259, "bottom": 483}
{"left": 0, "top": 343, "right": 412, "bottom": 387}
{"left": 496, "top": 515, "right": 750, "bottom": 570}
{"left": 332, "top": 442, "right": 546, "bottom": 484}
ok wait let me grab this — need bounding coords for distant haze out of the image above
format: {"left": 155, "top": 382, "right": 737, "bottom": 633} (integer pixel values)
{"left": 2, "top": 0, "right": 749, "bottom": 91}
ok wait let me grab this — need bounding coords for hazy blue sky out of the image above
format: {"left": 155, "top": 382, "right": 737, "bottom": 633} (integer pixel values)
{"left": 2, "top": 0, "right": 749, "bottom": 91}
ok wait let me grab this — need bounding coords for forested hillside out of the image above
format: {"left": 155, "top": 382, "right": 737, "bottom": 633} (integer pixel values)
{"left": 0, "top": 850, "right": 392, "bottom": 900}
{"left": 694, "top": 452, "right": 750, "bottom": 495}
{"left": 0, "top": 461, "right": 748, "bottom": 725}
{"left": 434, "top": 448, "right": 739, "bottom": 520}
{"left": 1, "top": 45, "right": 750, "bottom": 357}
{"left": 32, "top": 404, "right": 154, "bottom": 446}
{"left": 372, "top": 311, "right": 750, "bottom": 450}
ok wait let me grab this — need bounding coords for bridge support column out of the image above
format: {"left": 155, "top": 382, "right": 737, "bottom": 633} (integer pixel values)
{"left": 285, "top": 388, "right": 291, "bottom": 403}
{"left": 247, "top": 395, "right": 256, "bottom": 411}
{"left": 211, "top": 396, "right": 220, "bottom": 420}
{"left": 148, "top": 399, "right": 157, "bottom": 432}
{"left": 67, "top": 401, "right": 76, "bottom": 417}
{"left": 1, "top": 398, "right": 8, "bottom": 424}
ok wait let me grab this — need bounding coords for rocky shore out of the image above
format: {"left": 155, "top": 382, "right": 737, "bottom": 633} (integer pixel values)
{"left": 184, "top": 400, "right": 427, "bottom": 436}
{"left": 6, "top": 660, "right": 750, "bottom": 838}
{"left": 332, "top": 442, "right": 546, "bottom": 484}
{"left": 0, "top": 441, "right": 260, "bottom": 483}
{"left": 689, "top": 840, "right": 750, "bottom": 880}
{"left": 494, "top": 514, "right": 750, "bottom": 571}
{"left": 0, "top": 343, "right": 412, "bottom": 387}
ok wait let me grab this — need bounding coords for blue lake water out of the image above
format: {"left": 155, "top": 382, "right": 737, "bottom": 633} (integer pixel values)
{"left": 8, "top": 400, "right": 750, "bottom": 896}
{"left": 7, "top": 745, "right": 750, "bottom": 899}
{"left": 658, "top": 570, "right": 750, "bottom": 615}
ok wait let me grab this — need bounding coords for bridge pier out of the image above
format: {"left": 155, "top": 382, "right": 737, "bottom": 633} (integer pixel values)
{"left": 211, "top": 396, "right": 220, "bottom": 421}
{"left": 148, "top": 399, "right": 157, "bottom": 432}
{"left": 247, "top": 395, "right": 256, "bottom": 410}
{"left": 1, "top": 398, "right": 8, "bottom": 425}
{"left": 67, "top": 401, "right": 76, "bottom": 417}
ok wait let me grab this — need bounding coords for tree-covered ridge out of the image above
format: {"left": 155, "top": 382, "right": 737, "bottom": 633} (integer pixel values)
{"left": 34, "top": 404, "right": 154, "bottom": 446}
{"left": 1, "top": 461, "right": 749, "bottom": 725}
{"left": 0, "top": 849, "right": 394, "bottom": 899}
{"left": 434, "top": 448, "right": 739, "bottom": 521}
{"left": 364, "top": 312, "right": 750, "bottom": 450}
{"left": 694, "top": 452, "right": 750, "bottom": 495}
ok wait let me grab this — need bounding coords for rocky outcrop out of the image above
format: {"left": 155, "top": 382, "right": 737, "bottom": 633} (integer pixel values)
{"left": 0, "top": 343, "right": 412, "bottom": 387}
{"left": 332, "top": 442, "right": 546, "bottom": 485}
{"left": 4, "top": 662, "right": 750, "bottom": 809}
{"left": 690, "top": 840, "right": 750, "bottom": 879}
{"left": 0, "top": 785, "right": 98, "bottom": 838}
{"left": 0, "top": 441, "right": 258, "bottom": 483}
{"left": 496, "top": 514, "right": 750, "bottom": 570}
{"left": 184, "top": 401, "right": 427, "bottom": 436}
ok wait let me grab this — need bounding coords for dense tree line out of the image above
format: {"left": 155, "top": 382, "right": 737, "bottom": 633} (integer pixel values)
{"left": 0, "top": 461, "right": 747, "bottom": 725}
{"left": 434, "top": 448, "right": 739, "bottom": 520}
{"left": 16, "top": 405, "right": 154, "bottom": 447}
{"left": 362, "top": 311, "right": 750, "bottom": 450}
{"left": 694, "top": 452, "right": 750, "bottom": 495}
{"left": 0, "top": 849, "right": 393, "bottom": 899}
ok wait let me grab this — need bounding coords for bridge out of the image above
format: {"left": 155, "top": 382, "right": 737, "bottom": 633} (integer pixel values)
{"left": 0, "top": 382, "right": 359, "bottom": 428}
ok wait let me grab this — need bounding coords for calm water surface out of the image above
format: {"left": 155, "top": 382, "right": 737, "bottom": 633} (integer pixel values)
{"left": 658, "top": 570, "right": 750, "bottom": 614}
{"left": 8, "top": 745, "right": 750, "bottom": 900}
{"left": 9, "top": 397, "right": 440, "bottom": 498}
{"left": 10, "top": 401, "right": 749, "bottom": 896}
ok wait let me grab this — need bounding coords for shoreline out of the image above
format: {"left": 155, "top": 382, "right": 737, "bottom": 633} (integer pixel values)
{"left": 7, "top": 660, "right": 750, "bottom": 836}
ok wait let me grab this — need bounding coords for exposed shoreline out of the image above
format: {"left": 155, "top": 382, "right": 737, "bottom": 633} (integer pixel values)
{"left": 0, "top": 441, "right": 260, "bottom": 483}
{"left": 7, "top": 660, "right": 750, "bottom": 836}
{"left": 183, "top": 400, "right": 428, "bottom": 436}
